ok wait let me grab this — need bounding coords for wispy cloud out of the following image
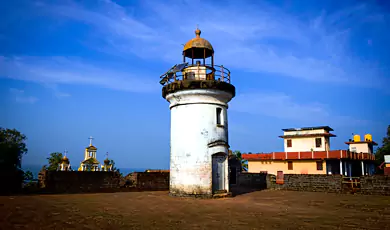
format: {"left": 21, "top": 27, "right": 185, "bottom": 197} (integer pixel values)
{"left": 230, "top": 92, "right": 373, "bottom": 127}
{"left": 9, "top": 88, "right": 38, "bottom": 104}
{"left": 0, "top": 56, "right": 159, "bottom": 93}
{"left": 42, "top": 83, "right": 71, "bottom": 98}
{"left": 33, "top": 0, "right": 389, "bottom": 88}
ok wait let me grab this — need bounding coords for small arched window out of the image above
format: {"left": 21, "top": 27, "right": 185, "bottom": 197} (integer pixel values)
{"left": 216, "top": 108, "right": 222, "bottom": 126}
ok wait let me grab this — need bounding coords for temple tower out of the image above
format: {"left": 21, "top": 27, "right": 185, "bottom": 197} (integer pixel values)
{"left": 78, "top": 136, "right": 100, "bottom": 171}
{"left": 101, "top": 152, "right": 113, "bottom": 172}
{"left": 59, "top": 150, "right": 71, "bottom": 171}
{"left": 160, "top": 28, "right": 236, "bottom": 198}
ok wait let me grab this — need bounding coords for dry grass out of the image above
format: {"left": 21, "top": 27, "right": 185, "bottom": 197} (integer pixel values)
{"left": 1, "top": 190, "right": 390, "bottom": 229}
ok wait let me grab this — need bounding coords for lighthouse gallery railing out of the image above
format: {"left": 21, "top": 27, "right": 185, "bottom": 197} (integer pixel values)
{"left": 159, "top": 64, "right": 231, "bottom": 86}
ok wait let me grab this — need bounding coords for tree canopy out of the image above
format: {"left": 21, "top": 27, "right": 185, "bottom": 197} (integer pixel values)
{"left": 109, "top": 159, "right": 117, "bottom": 170}
{"left": 232, "top": 150, "right": 248, "bottom": 171}
{"left": 0, "top": 127, "right": 29, "bottom": 193}
{"left": 46, "top": 152, "right": 63, "bottom": 171}
{"left": 375, "top": 125, "right": 390, "bottom": 173}
{"left": 0, "top": 127, "right": 28, "bottom": 171}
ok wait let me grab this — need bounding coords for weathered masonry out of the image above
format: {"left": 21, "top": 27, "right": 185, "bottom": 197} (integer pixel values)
{"left": 159, "top": 28, "right": 235, "bottom": 198}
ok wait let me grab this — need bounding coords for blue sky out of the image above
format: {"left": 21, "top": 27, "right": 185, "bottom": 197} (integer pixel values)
{"left": 1, "top": 0, "right": 390, "bottom": 169}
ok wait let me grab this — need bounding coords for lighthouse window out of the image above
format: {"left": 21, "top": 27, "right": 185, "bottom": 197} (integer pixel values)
{"left": 216, "top": 108, "right": 222, "bottom": 125}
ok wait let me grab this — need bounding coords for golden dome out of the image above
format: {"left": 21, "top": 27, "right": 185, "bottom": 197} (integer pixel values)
{"left": 61, "top": 156, "right": 69, "bottom": 164}
{"left": 183, "top": 28, "right": 214, "bottom": 59}
{"left": 104, "top": 158, "right": 110, "bottom": 165}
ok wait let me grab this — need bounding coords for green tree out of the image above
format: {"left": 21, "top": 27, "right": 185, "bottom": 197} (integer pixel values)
{"left": 109, "top": 159, "right": 119, "bottom": 171}
{"left": 232, "top": 150, "right": 248, "bottom": 172}
{"left": 0, "top": 128, "right": 28, "bottom": 170}
{"left": 46, "top": 152, "right": 63, "bottom": 171}
{"left": 0, "top": 127, "right": 29, "bottom": 193}
{"left": 375, "top": 125, "right": 390, "bottom": 174}
{"left": 109, "top": 159, "right": 122, "bottom": 175}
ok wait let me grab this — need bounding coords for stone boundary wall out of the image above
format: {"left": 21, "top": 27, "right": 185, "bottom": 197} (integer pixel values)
{"left": 0, "top": 169, "right": 24, "bottom": 195}
{"left": 359, "top": 175, "right": 390, "bottom": 195}
{"left": 38, "top": 170, "right": 121, "bottom": 193}
{"left": 133, "top": 172, "right": 169, "bottom": 190}
{"left": 234, "top": 173, "right": 390, "bottom": 196}
{"left": 32, "top": 170, "right": 390, "bottom": 196}
{"left": 269, "top": 174, "right": 343, "bottom": 193}
{"left": 233, "top": 172, "right": 268, "bottom": 189}
{"left": 37, "top": 170, "right": 170, "bottom": 194}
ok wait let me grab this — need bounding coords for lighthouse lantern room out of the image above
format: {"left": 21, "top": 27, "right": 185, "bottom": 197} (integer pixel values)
{"left": 160, "top": 27, "right": 236, "bottom": 198}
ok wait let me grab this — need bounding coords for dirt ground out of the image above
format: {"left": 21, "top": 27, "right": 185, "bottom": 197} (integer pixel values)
{"left": 1, "top": 190, "right": 390, "bottom": 230}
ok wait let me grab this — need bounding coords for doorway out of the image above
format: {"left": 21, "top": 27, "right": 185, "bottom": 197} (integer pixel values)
{"left": 212, "top": 153, "right": 226, "bottom": 193}
{"left": 229, "top": 166, "right": 237, "bottom": 185}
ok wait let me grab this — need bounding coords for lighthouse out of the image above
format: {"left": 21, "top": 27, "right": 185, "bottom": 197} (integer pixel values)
{"left": 159, "top": 28, "right": 236, "bottom": 198}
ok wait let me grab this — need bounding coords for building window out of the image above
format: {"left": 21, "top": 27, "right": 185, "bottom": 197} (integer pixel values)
{"left": 288, "top": 161, "right": 293, "bottom": 170}
{"left": 216, "top": 108, "right": 222, "bottom": 126}
{"left": 316, "top": 161, "right": 323, "bottom": 171}
{"left": 287, "top": 139, "right": 292, "bottom": 147}
{"left": 315, "top": 138, "right": 322, "bottom": 148}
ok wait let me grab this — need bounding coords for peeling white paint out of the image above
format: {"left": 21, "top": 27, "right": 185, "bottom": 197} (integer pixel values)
{"left": 166, "top": 89, "right": 234, "bottom": 195}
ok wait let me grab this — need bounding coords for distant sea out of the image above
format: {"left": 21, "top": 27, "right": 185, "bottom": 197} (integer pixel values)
{"left": 22, "top": 165, "right": 149, "bottom": 179}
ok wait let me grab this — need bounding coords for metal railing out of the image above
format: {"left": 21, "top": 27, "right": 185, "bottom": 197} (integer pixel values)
{"left": 159, "top": 64, "right": 231, "bottom": 86}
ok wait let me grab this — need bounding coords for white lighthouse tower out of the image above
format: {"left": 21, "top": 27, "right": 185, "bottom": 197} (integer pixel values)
{"left": 160, "top": 28, "right": 235, "bottom": 198}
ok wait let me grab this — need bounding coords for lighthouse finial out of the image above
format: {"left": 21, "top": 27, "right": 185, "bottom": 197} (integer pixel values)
{"left": 195, "top": 25, "right": 201, "bottom": 37}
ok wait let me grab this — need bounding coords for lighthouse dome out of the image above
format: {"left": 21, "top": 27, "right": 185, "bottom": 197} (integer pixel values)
{"left": 183, "top": 28, "right": 214, "bottom": 59}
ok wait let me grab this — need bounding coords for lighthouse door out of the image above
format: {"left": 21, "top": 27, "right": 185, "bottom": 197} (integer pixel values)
{"left": 212, "top": 153, "right": 226, "bottom": 193}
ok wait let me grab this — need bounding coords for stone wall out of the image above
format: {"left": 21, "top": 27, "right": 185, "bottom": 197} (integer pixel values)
{"left": 0, "top": 169, "right": 24, "bottom": 194}
{"left": 38, "top": 170, "right": 170, "bottom": 193}
{"left": 36, "top": 170, "right": 390, "bottom": 196}
{"left": 38, "top": 170, "right": 121, "bottom": 193}
{"left": 135, "top": 172, "right": 169, "bottom": 190}
{"left": 234, "top": 173, "right": 390, "bottom": 196}
{"left": 270, "top": 174, "right": 343, "bottom": 193}
{"left": 359, "top": 175, "right": 390, "bottom": 196}
{"left": 234, "top": 172, "right": 268, "bottom": 189}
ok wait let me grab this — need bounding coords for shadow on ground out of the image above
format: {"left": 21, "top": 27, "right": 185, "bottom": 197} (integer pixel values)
{"left": 230, "top": 187, "right": 265, "bottom": 196}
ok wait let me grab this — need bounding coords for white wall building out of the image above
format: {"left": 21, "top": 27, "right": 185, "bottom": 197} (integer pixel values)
{"left": 280, "top": 126, "right": 335, "bottom": 152}
{"left": 345, "top": 134, "right": 376, "bottom": 154}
